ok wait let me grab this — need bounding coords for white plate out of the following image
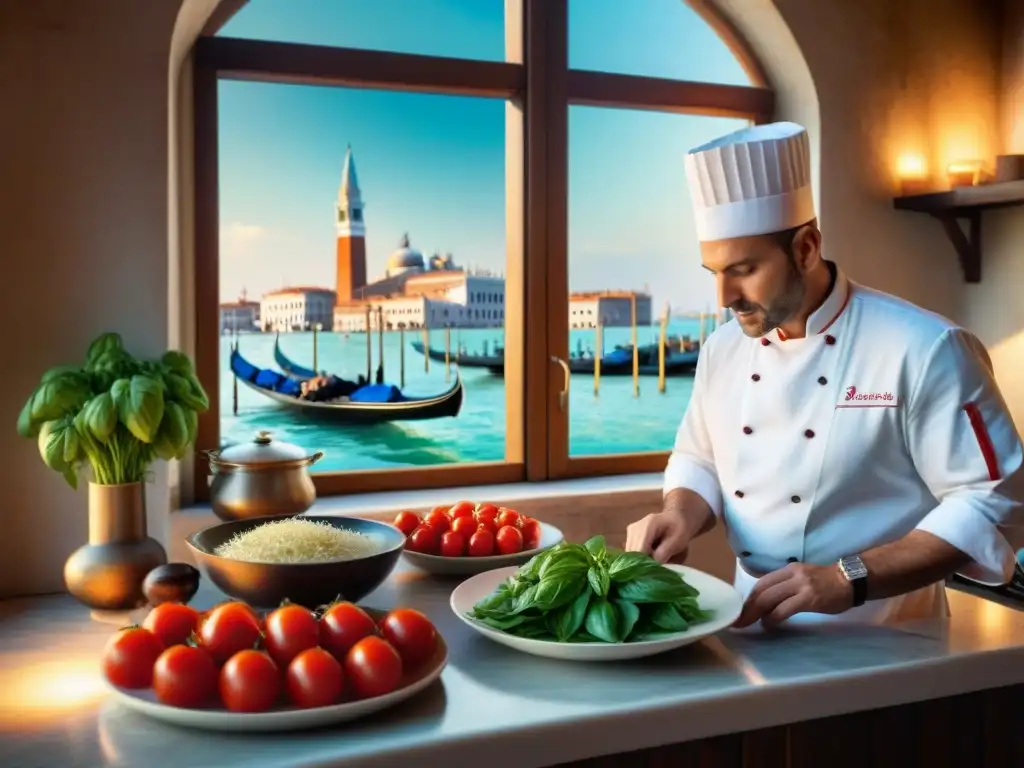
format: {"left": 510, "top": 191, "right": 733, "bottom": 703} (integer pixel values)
{"left": 402, "top": 521, "right": 564, "bottom": 576}
{"left": 105, "top": 633, "right": 448, "bottom": 732}
{"left": 451, "top": 564, "right": 742, "bottom": 661}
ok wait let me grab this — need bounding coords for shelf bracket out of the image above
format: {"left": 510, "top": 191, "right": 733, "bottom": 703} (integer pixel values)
{"left": 929, "top": 211, "right": 981, "bottom": 283}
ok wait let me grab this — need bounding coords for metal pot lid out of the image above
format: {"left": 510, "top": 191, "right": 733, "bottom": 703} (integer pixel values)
{"left": 217, "top": 431, "right": 313, "bottom": 465}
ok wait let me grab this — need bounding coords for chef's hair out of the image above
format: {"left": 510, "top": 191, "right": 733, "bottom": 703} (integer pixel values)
{"left": 769, "top": 219, "right": 818, "bottom": 261}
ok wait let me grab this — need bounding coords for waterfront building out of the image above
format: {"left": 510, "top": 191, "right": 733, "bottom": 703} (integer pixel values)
{"left": 568, "top": 290, "right": 653, "bottom": 329}
{"left": 219, "top": 289, "right": 260, "bottom": 333}
{"left": 260, "top": 286, "right": 336, "bottom": 332}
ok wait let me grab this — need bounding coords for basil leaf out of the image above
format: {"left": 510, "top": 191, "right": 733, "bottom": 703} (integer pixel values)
{"left": 476, "top": 613, "right": 532, "bottom": 630}
{"left": 615, "top": 574, "right": 696, "bottom": 604}
{"left": 539, "top": 557, "right": 590, "bottom": 587}
{"left": 615, "top": 599, "right": 641, "bottom": 640}
{"left": 516, "top": 549, "right": 553, "bottom": 582}
{"left": 533, "top": 573, "right": 586, "bottom": 611}
{"left": 607, "top": 551, "right": 664, "bottom": 583}
{"left": 585, "top": 535, "right": 607, "bottom": 561}
{"left": 557, "top": 585, "right": 592, "bottom": 641}
{"left": 587, "top": 565, "right": 610, "bottom": 598}
{"left": 651, "top": 602, "right": 690, "bottom": 632}
{"left": 584, "top": 599, "right": 620, "bottom": 643}
{"left": 118, "top": 375, "right": 165, "bottom": 444}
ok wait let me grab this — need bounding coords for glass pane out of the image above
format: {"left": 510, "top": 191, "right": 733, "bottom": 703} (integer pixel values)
{"left": 219, "top": 0, "right": 509, "bottom": 62}
{"left": 567, "top": 105, "right": 747, "bottom": 457}
{"left": 218, "top": 81, "right": 510, "bottom": 473}
{"left": 569, "top": 0, "right": 751, "bottom": 85}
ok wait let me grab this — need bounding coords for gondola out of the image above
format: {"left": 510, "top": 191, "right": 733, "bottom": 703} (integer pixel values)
{"left": 274, "top": 336, "right": 320, "bottom": 380}
{"left": 230, "top": 348, "right": 463, "bottom": 424}
{"left": 410, "top": 340, "right": 698, "bottom": 377}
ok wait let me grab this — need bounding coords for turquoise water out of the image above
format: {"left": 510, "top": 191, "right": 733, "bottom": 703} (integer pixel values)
{"left": 219, "top": 321, "right": 702, "bottom": 472}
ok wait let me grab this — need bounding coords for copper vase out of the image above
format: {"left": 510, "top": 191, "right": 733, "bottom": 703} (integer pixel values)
{"left": 63, "top": 482, "right": 168, "bottom": 611}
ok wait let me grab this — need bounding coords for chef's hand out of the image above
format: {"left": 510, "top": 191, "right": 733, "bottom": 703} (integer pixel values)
{"left": 625, "top": 510, "right": 693, "bottom": 564}
{"left": 733, "top": 562, "right": 854, "bottom": 629}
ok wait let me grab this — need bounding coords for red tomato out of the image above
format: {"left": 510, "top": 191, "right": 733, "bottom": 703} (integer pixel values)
{"left": 219, "top": 650, "right": 281, "bottom": 713}
{"left": 439, "top": 530, "right": 466, "bottom": 557}
{"left": 474, "top": 504, "right": 499, "bottom": 525}
{"left": 319, "top": 601, "right": 378, "bottom": 659}
{"left": 521, "top": 518, "right": 542, "bottom": 550}
{"left": 153, "top": 644, "right": 218, "bottom": 708}
{"left": 475, "top": 516, "right": 497, "bottom": 535}
{"left": 495, "top": 525, "right": 524, "bottom": 555}
{"left": 143, "top": 603, "right": 200, "bottom": 648}
{"left": 344, "top": 636, "right": 403, "bottom": 699}
{"left": 393, "top": 510, "right": 420, "bottom": 537}
{"left": 450, "top": 514, "right": 477, "bottom": 538}
{"left": 407, "top": 525, "right": 439, "bottom": 554}
{"left": 496, "top": 508, "right": 521, "bottom": 529}
{"left": 424, "top": 509, "right": 451, "bottom": 533}
{"left": 448, "top": 501, "right": 476, "bottom": 519}
{"left": 264, "top": 603, "right": 320, "bottom": 667}
{"left": 429, "top": 504, "right": 450, "bottom": 517}
{"left": 200, "top": 602, "right": 262, "bottom": 665}
{"left": 380, "top": 609, "right": 438, "bottom": 669}
{"left": 102, "top": 626, "right": 165, "bottom": 689}
{"left": 286, "top": 647, "right": 344, "bottom": 708}
{"left": 468, "top": 528, "right": 495, "bottom": 557}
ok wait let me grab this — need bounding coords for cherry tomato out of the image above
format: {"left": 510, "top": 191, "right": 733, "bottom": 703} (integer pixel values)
{"left": 393, "top": 510, "right": 420, "bottom": 537}
{"left": 496, "top": 508, "right": 521, "bottom": 529}
{"left": 450, "top": 514, "right": 477, "bottom": 538}
{"left": 143, "top": 603, "right": 200, "bottom": 648}
{"left": 448, "top": 501, "right": 476, "bottom": 519}
{"left": 468, "top": 528, "right": 495, "bottom": 557}
{"left": 424, "top": 509, "right": 451, "bottom": 533}
{"left": 219, "top": 649, "right": 281, "bottom": 713}
{"left": 344, "top": 636, "right": 403, "bottom": 699}
{"left": 474, "top": 504, "right": 499, "bottom": 525}
{"left": 153, "top": 644, "right": 218, "bottom": 708}
{"left": 380, "top": 609, "right": 438, "bottom": 669}
{"left": 319, "top": 601, "right": 378, "bottom": 659}
{"left": 429, "top": 504, "right": 450, "bottom": 518}
{"left": 286, "top": 647, "right": 345, "bottom": 708}
{"left": 264, "top": 603, "right": 319, "bottom": 667}
{"left": 205, "top": 600, "right": 259, "bottom": 624}
{"left": 407, "top": 524, "right": 439, "bottom": 554}
{"left": 495, "top": 525, "right": 524, "bottom": 555}
{"left": 475, "top": 516, "right": 497, "bottom": 535}
{"left": 521, "top": 518, "right": 542, "bottom": 550}
{"left": 200, "top": 602, "right": 261, "bottom": 665}
{"left": 102, "top": 626, "right": 165, "bottom": 689}
{"left": 439, "top": 530, "right": 466, "bottom": 557}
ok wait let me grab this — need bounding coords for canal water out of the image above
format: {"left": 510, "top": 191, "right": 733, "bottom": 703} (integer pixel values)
{"left": 220, "top": 320, "right": 705, "bottom": 472}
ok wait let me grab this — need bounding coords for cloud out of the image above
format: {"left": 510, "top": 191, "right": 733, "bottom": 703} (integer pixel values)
{"left": 220, "top": 222, "right": 270, "bottom": 258}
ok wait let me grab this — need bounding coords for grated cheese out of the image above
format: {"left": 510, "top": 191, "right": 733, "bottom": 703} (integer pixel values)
{"left": 214, "top": 518, "right": 382, "bottom": 564}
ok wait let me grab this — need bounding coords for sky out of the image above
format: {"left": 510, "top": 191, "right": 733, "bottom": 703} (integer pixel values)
{"left": 217, "top": 0, "right": 751, "bottom": 313}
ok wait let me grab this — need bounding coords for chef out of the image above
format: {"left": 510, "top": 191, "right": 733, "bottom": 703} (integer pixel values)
{"left": 625, "top": 121, "right": 1024, "bottom": 628}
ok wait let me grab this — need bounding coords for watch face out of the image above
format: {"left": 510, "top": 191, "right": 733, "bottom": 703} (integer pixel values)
{"left": 840, "top": 556, "right": 868, "bottom": 580}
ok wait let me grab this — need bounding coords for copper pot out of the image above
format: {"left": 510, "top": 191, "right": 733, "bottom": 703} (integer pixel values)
{"left": 203, "top": 431, "right": 324, "bottom": 522}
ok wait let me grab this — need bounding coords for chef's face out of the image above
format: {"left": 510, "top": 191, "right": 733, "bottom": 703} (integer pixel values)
{"left": 700, "top": 224, "right": 820, "bottom": 338}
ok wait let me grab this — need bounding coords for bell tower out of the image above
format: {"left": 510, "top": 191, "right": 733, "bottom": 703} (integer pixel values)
{"left": 335, "top": 145, "right": 368, "bottom": 302}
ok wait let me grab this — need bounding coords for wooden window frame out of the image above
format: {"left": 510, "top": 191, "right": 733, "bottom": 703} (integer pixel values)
{"left": 190, "top": 0, "right": 773, "bottom": 501}
{"left": 542, "top": 0, "right": 774, "bottom": 480}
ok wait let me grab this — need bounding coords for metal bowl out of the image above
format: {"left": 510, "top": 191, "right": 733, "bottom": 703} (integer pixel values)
{"left": 185, "top": 515, "right": 405, "bottom": 609}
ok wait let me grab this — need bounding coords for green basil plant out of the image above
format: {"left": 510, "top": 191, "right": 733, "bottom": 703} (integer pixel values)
{"left": 16, "top": 332, "right": 209, "bottom": 488}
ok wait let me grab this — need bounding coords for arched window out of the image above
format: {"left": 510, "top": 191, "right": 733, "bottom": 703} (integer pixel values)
{"left": 197, "top": 0, "right": 772, "bottom": 499}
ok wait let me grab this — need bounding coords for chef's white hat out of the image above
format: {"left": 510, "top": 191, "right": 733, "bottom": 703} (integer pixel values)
{"left": 684, "top": 121, "right": 815, "bottom": 242}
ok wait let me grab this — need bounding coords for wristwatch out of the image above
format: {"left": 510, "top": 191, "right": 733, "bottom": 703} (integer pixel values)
{"left": 838, "top": 554, "right": 869, "bottom": 607}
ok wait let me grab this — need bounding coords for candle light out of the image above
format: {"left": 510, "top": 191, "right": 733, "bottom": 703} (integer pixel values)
{"left": 895, "top": 153, "right": 931, "bottom": 196}
{"left": 947, "top": 160, "right": 983, "bottom": 188}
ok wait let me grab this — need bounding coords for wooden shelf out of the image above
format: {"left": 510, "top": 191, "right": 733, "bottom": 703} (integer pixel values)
{"left": 893, "top": 180, "right": 1024, "bottom": 283}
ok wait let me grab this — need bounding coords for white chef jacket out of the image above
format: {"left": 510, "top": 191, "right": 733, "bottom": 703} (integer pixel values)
{"left": 665, "top": 265, "right": 1024, "bottom": 625}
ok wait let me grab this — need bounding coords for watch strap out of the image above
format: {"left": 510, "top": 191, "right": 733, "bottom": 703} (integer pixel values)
{"left": 839, "top": 555, "right": 868, "bottom": 607}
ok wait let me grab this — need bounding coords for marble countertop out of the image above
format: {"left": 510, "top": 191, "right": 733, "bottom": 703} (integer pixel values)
{"left": 2, "top": 561, "right": 1023, "bottom": 768}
